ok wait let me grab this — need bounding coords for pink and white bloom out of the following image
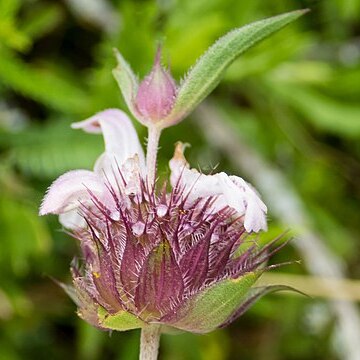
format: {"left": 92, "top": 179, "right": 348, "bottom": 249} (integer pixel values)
{"left": 39, "top": 109, "right": 145, "bottom": 229}
{"left": 40, "top": 109, "right": 266, "bottom": 233}
{"left": 135, "top": 47, "right": 177, "bottom": 123}
{"left": 170, "top": 142, "right": 267, "bottom": 233}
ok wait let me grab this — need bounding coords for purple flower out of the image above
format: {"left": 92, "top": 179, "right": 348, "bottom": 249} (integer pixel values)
{"left": 135, "top": 47, "right": 177, "bottom": 123}
{"left": 40, "top": 110, "right": 288, "bottom": 334}
{"left": 40, "top": 110, "right": 266, "bottom": 232}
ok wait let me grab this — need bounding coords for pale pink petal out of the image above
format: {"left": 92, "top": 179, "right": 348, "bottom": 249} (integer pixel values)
{"left": 169, "top": 143, "right": 225, "bottom": 201}
{"left": 39, "top": 170, "right": 105, "bottom": 215}
{"left": 169, "top": 142, "right": 267, "bottom": 233}
{"left": 169, "top": 143, "right": 221, "bottom": 202}
{"left": 242, "top": 199, "right": 268, "bottom": 233}
{"left": 223, "top": 175, "right": 267, "bottom": 232}
{"left": 71, "top": 117, "right": 102, "bottom": 134}
{"left": 59, "top": 210, "right": 86, "bottom": 229}
{"left": 72, "top": 109, "right": 145, "bottom": 174}
{"left": 121, "top": 155, "right": 142, "bottom": 195}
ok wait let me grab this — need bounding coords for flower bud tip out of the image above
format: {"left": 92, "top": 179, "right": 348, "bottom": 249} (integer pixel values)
{"left": 135, "top": 47, "right": 177, "bottom": 123}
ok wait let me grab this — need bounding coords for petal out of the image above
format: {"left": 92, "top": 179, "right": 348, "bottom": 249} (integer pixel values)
{"left": 72, "top": 109, "right": 145, "bottom": 173}
{"left": 169, "top": 142, "right": 221, "bottom": 203}
{"left": 39, "top": 170, "right": 105, "bottom": 215}
{"left": 59, "top": 210, "right": 86, "bottom": 229}
{"left": 228, "top": 176, "right": 267, "bottom": 232}
{"left": 169, "top": 143, "right": 267, "bottom": 232}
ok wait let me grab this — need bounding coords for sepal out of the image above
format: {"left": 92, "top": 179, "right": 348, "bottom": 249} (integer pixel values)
{"left": 98, "top": 306, "right": 146, "bottom": 331}
{"left": 166, "top": 272, "right": 260, "bottom": 333}
{"left": 219, "top": 284, "right": 307, "bottom": 328}
{"left": 112, "top": 49, "right": 142, "bottom": 121}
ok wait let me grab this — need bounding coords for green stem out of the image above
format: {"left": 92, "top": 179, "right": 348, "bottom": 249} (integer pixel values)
{"left": 146, "top": 126, "right": 161, "bottom": 188}
{"left": 139, "top": 325, "right": 161, "bottom": 360}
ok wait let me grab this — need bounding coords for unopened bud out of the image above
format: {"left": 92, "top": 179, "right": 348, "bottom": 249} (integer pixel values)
{"left": 136, "top": 48, "right": 177, "bottom": 122}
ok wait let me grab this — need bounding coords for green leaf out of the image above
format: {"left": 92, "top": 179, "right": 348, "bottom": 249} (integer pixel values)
{"left": 112, "top": 49, "right": 139, "bottom": 118}
{"left": 21, "top": 3, "right": 64, "bottom": 40}
{"left": 170, "top": 272, "right": 260, "bottom": 333}
{"left": 0, "top": 49, "right": 88, "bottom": 113}
{"left": 2, "top": 120, "right": 103, "bottom": 179}
{"left": 162, "top": 9, "right": 308, "bottom": 127}
{"left": 0, "top": 0, "right": 21, "bottom": 19}
{"left": 0, "top": 194, "right": 51, "bottom": 276}
{"left": 219, "top": 284, "right": 306, "bottom": 328}
{"left": 97, "top": 306, "right": 145, "bottom": 331}
{"left": 271, "top": 83, "right": 360, "bottom": 137}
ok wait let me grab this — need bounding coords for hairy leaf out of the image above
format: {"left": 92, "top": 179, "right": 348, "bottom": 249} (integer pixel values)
{"left": 168, "top": 272, "right": 260, "bottom": 333}
{"left": 112, "top": 49, "right": 139, "bottom": 118}
{"left": 98, "top": 306, "right": 145, "bottom": 331}
{"left": 161, "top": 9, "right": 308, "bottom": 127}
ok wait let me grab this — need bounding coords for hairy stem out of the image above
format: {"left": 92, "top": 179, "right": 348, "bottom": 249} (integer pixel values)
{"left": 139, "top": 325, "right": 161, "bottom": 360}
{"left": 146, "top": 125, "right": 161, "bottom": 188}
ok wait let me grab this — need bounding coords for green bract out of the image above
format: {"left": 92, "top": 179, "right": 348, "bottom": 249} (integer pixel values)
{"left": 168, "top": 272, "right": 260, "bottom": 333}
{"left": 98, "top": 307, "right": 146, "bottom": 331}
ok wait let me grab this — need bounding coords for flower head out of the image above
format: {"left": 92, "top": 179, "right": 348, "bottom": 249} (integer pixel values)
{"left": 40, "top": 110, "right": 289, "bottom": 334}
{"left": 68, "top": 172, "right": 277, "bottom": 333}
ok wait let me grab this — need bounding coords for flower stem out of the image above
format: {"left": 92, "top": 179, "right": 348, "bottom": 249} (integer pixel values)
{"left": 146, "top": 125, "right": 161, "bottom": 188}
{"left": 139, "top": 325, "right": 161, "bottom": 360}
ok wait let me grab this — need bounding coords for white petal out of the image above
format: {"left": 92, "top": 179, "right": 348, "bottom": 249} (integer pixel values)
{"left": 71, "top": 116, "right": 102, "bottom": 133}
{"left": 169, "top": 142, "right": 267, "bottom": 233}
{"left": 59, "top": 210, "right": 86, "bottom": 229}
{"left": 243, "top": 199, "right": 268, "bottom": 233}
{"left": 39, "top": 170, "right": 105, "bottom": 215}
{"left": 72, "top": 109, "right": 145, "bottom": 173}
{"left": 223, "top": 175, "right": 267, "bottom": 232}
{"left": 169, "top": 142, "right": 221, "bottom": 202}
{"left": 121, "top": 155, "right": 142, "bottom": 195}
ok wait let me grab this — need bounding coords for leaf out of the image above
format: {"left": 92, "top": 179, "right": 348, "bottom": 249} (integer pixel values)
{"left": 0, "top": 195, "right": 51, "bottom": 276}
{"left": 168, "top": 272, "right": 260, "bottom": 333}
{"left": 271, "top": 83, "right": 360, "bottom": 137}
{"left": 21, "top": 3, "right": 64, "bottom": 40}
{"left": 97, "top": 306, "right": 145, "bottom": 331}
{"left": 0, "top": 49, "right": 88, "bottom": 113}
{"left": 112, "top": 49, "right": 140, "bottom": 118}
{"left": 0, "top": 20, "right": 30, "bottom": 51}
{"left": 219, "top": 284, "right": 306, "bottom": 328}
{"left": 0, "top": 0, "right": 21, "bottom": 19}
{"left": 161, "top": 9, "right": 308, "bottom": 127}
{"left": 3, "top": 120, "right": 103, "bottom": 179}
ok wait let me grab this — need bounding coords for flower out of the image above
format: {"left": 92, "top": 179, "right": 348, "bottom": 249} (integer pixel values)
{"left": 40, "top": 110, "right": 288, "bottom": 334}
{"left": 40, "top": 111, "right": 266, "bottom": 233}
{"left": 169, "top": 142, "right": 267, "bottom": 233}
{"left": 135, "top": 47, "right": 177, "bottom": 123}
{"left": 67, "top": 171, "right": 278, "bottom": 334}
{"left": 39, "top": 109, "right": 145, "bottom": 229}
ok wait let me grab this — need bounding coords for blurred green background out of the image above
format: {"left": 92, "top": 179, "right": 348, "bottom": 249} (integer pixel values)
{"left": 0, "top": 0, "right": 360, "bottom": 359}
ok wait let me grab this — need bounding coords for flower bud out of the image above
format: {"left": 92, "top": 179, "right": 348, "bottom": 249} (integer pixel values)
{"left": 135, "top": 48, "right": 177, "bottom": 123}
